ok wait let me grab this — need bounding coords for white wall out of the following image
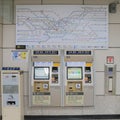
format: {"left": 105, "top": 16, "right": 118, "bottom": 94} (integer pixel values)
{"left": 2, "top": 0, "right": 120, "bottom": 115}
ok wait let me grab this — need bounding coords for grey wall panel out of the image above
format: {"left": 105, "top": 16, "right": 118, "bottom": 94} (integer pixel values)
{"left": 95, "top": 72, "right": 104, "bottom": 95}
{"left": 50, "top": 87, "right": 61, "bottom": 106}
{"left": 84, "top": 86, "right": 94, "bottom": 106}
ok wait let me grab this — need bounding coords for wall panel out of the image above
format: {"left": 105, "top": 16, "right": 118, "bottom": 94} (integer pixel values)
{"left": 0, "top": 0, "right": 2, "bottom": 24}
{"left": 109, "top": 24, "right": 120, "bottom": 47}
{"left": 84, "top": 0, "right": 114, "bottom": 5}
{"left": 43, "top": 0, "right": 83, "bottom": 5}
{"left": 95, "top": 72, "right": 104, "bottom": 95}
{"left": 116, "top": 72, "right": 120, "bottom": 95}
{"left": 3, "top": 25, "right": 15, "bottom": 48}
{"left": 23, "top": 72, "right": 29, "bottom": 96}
{"left": 0, "top": 24, "right": 2, "bottom": 47}
{"left": 3, "top": 0, "right": 14, "bottom": 24}
{"left": 14, "top": 0, "right": 41, "bottom": 5}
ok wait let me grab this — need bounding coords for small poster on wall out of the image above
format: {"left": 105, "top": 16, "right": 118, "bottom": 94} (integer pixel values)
{"left": 11, "top": 51, "right": 28, "bottom": 61}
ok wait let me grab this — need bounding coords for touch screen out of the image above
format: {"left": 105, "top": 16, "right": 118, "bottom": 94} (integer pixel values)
{"left": 67, "top": 67, "right": 83, "bottom": 80}
{"left": 34, "top": 67, "right": 49, "bottom": 80}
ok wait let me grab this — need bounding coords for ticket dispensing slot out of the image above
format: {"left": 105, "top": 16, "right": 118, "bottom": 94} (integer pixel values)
{"left": 34, "top": 81, "right": 49, "bottom": 92}
{"left": 67, "top": 81, "right": 83, "bottom": 92}
{"left": 51, "top": 66, "right": 59, "bottom": 84}
{"left": 105, "top": 65, "right": 116, "bottom": 95}
{"left": 7, "top": 95, "right": 16, "bottom": 105}
{"left": 85, "top": 74, "right": 91, "bottom": 83}
{"left": 84, "top": 63, "right": 93, "bottom": 84}
{"left": 108, "top": 77, "right": 113, "bottom": 92}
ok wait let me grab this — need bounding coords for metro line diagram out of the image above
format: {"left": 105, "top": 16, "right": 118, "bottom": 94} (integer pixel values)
{"left": 16, "top": 5, "right": 108, "bottom": 49}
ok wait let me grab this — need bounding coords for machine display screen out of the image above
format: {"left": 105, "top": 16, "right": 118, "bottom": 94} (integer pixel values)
{"left": 34, "top": 67, "right": 50, "bottom": 80}
{"left": 67, "top": 67, "right": 83, "bottom": 80}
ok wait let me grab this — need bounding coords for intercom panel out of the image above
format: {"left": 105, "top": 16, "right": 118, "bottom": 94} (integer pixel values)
{"left": 105, "top": 64, "right": 116, "bottom": 95}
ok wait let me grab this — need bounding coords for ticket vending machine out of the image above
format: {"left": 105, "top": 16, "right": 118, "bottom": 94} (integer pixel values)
{"left": 64, "top": 50, "right": 94, "bottom": 106}
{"left": 30, "top": 50, "right": 61, "bottom": 106}
{"left": 1, "top": 67, "right": 24, "bottom": 120}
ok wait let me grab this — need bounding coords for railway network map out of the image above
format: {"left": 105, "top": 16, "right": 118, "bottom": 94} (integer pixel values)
{"left": 16, "top": 5, "right": 108, "bottom": 49}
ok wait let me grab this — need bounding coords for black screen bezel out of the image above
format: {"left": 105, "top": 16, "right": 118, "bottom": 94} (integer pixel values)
{"left": 34, "top": 67, "right": 50, "bottom": 80}
{"left": 67, "top": 67, "right": 83, "bottom": 80}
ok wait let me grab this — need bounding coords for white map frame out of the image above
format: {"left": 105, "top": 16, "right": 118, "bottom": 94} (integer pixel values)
{"left": 16, "top": 5, "right": 108, "bottom": 49}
